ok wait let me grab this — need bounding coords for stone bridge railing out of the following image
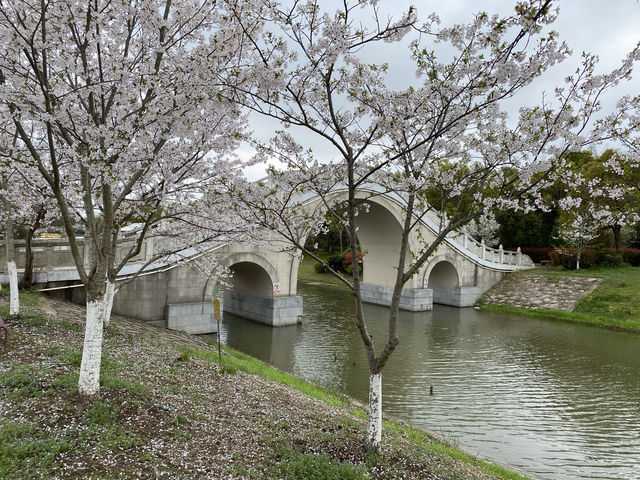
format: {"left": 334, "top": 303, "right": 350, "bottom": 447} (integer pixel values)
{"left": 0, "top": 236, "right": 154, "bottom": 274}
{"left": 448, "top": 231, "right": 534, "bottom": 267}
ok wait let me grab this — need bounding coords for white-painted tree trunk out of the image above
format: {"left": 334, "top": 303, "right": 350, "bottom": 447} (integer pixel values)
{"left": 78, "top": 300, "right": 105, "bottom": 396}
{"left": 8, "top": 260, "right": 19, "bottom": 317}
{"left": 103, "top": 280, "right": 116, "bottom": 327}
{"left": 4, "top": 212, "right": 19, "bottom": 317}
{"left": 366, "top": 372, "right": 382, "bottom": 450}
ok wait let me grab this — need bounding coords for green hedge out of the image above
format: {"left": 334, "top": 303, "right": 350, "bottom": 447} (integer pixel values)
{"left": 549, "top": 246, "right": 640, "bottom": 269}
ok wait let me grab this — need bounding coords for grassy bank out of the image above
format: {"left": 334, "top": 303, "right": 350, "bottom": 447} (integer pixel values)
{"left": 481, "top": 266, "right": 640, "bottom": 333}
{"left": 0, "top": 289, "right": 529, "bottom": 479}
{"left": 297, "top": 252, "right": 353, "bottom": 288}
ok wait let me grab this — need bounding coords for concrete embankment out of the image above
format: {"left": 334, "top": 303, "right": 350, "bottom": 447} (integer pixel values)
{"left": 480, "top": 271, "right": 601, "bottom": 311}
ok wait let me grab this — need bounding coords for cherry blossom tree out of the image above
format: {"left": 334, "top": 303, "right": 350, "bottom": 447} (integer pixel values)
{"left": 465, "top": 213, "right": 501, "bottom": 248}
{"left": 560, "top": 150, "right": 639, "bottom": 251}
{"left": 0, "top": 124, "right": 46, "bottom": 316}
{"left": 224, "top": 0, "right": 639, "bottom": 450}
{"left": 596, "top": 97, "right": 640, "bottom": 231}
{"left": 0, "top": 0, "right": 246, "bottom": 395}
{"left": 554, "top": 211, "right": 602, "bottom": 270}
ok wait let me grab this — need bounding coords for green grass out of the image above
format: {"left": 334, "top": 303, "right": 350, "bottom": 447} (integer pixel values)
{"left": 481, "top": 304, "right": 640, "bottom": 332}
{"left": 176, "top": 344, "right": 349, "bottom": 407}
{"left": 483, "top": 266, "right": 640, "bottom": 333}
{"left": 0, "top": 400, "right": 143, "bottom": 479}
{"left": 83, "top": 401, "right": 118, "bottom": 425}
{"left": 0, "top": 303, "right": 48, "bottom": 326}
{"left": 481, "top": 266, "right": 640, "bottom": 333}
{"left": 0, "top": 286, "right": 42, "bottom": 306}
{"left": 297, "top": 253, "right": 353, "bottom": 288}
{"left": 382, "top": 420, "right": 528, "bottom": 480}
{"left": 269, "top": 448, "right": 368, "bottom": 480}
{"left": 0, "top": 419, "right": 74, "bottom": 479}
{"left": 0, "top": 364, "right": 42, "bottom": 399}
{"left": 47, "top": 347, "right": 149, "bottom": 395}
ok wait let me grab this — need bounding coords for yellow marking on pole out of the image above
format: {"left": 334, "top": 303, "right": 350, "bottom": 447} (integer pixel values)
{"left": 214, "top": 298, "right": 221, "bottom": 323}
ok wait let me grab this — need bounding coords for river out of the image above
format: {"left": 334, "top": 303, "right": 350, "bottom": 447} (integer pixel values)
{"left": 214, "top": 281, "right": 640, "bottom": 480}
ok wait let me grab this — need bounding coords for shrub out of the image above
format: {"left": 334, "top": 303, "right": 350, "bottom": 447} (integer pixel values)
{"left": 342, "top": 251, "right": 362, "bottom": 271}
{"left": 314, "top": 262, "right": 328, "bottom": 274}
{"left": 326, "top": 254, "right": 345, "bottom": 272}
{"left": 622, "top": 247, "right": 640, "bottom": 267}
{"left": 593, "top": 248, "right": 624, "bottom": 268}
{"left": 549, "top": 248, "right": 575, "bottom": 269}
{"left": 518, "top": 247, "right": 553, "bottom": 264}
{"left": 550, "top": 247, "right": 626, "bottom": 269}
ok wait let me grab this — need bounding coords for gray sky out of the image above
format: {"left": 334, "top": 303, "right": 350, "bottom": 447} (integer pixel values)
{"left": 242, "top": 1, "right": 640, "bottom": 179}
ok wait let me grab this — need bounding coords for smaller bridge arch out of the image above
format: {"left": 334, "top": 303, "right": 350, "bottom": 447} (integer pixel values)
{"left": 208, "top": 251, "right": 280, "bottom": 299}
{"left": 216, "top": 251, "right": 302, "bottom": 326}
{"left": 423, "top": 254, "right": 479, "bottom": 307}
{"left": 423, "top": 255, "right": 462, "bottom": 289}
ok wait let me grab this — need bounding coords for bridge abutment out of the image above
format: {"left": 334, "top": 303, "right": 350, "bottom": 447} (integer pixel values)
{"left": 360, "top": 282, "right": 433, "bottom": 311}
{"left": 223, "top": 290, "right": 303, "bottom": 326}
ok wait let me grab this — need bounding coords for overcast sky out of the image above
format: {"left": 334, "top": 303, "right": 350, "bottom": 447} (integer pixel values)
{"left": 242, "top": 1, "right": 640, "bottom": 179}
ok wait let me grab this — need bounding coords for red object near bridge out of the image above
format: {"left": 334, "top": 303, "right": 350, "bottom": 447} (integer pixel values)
{"left": 342, "top": 251, "right": 363, "bottom": 271}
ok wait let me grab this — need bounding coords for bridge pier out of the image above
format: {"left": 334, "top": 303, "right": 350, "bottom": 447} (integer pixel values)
{"left": 430, "top": 285, "right": 481, "bottom": 307}
{"left": 223, "top": 290, "right": 303, "bottom": 326}
{"left": 360, "top": 282, "right": 433, "bottom": 311}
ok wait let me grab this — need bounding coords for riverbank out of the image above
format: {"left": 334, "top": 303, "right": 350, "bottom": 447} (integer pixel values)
{"left": 297, "top": 253, "right": 353, "bottom": 287}
{"left": 479, "top": 266, "right": 640, "bottom": 333}
{"left": 0, "top": 289, "right": 528, "bottom": 479}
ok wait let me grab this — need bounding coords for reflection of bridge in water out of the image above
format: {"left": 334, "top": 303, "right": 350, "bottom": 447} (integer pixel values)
{"left": 1, "top": 189, "right": 533, "bottom": 333}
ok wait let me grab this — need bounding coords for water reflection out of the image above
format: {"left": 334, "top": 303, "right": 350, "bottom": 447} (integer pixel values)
{"left": 212, "top": 282, "right": 640, "bottom": 480}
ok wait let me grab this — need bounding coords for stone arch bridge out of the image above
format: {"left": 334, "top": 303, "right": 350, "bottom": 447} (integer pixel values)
{"left": 1, "top": 188, "right": 533, "bottom": 333}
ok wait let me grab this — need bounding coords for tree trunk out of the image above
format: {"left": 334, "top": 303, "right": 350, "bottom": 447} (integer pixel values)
{"left": 4, "top": 216, "right": 19, "bottom": 317}
{"left": 78, "top": 291, "right": 106, "bottom": 396}
{"left": 365, "top": 372, "right": 382, "bottom": 450}
{"left": 612, "top": 224, "right": 622, "bottom": 251}
{"left": 21, "top": 208, "right": 44, "bottom": 289}
{"left": 103, "top": 279, "right": 116, "bottom": 328}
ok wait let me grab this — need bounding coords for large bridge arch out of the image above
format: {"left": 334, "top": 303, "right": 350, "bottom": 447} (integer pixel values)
{"left": 302, "top": 191, "right": 420, "bottom": 288}
{"left": 302, "top": 191, "right": 432, "bottom": 311}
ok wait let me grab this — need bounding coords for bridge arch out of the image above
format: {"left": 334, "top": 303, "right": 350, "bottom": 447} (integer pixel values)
{"left": 422, "top": 254, "right": 483, "bottom": 307}
{"left": 304, "top": 191, "right": 419, "bottom": 288}
{"left": 423, "top": 255, "right": 461, "bottom": 289}
{"left": 203, "top": 252, "right": 279, "bottom": 300}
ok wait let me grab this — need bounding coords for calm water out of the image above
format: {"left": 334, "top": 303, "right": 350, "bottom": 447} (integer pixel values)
{"left": 215, "top": 282, "right": 640, "bottom": 480}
